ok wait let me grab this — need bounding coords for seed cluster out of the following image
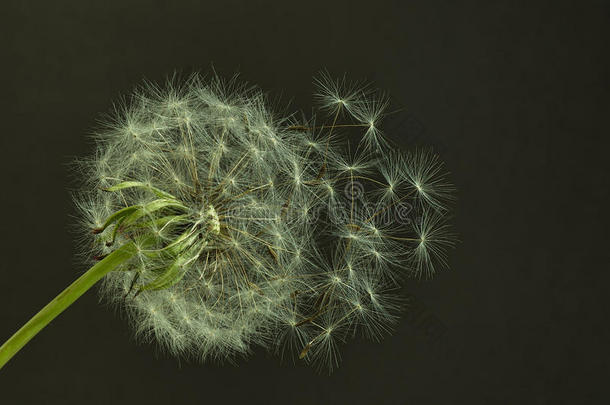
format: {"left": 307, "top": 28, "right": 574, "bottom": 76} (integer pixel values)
{"left": 75, "top": 72, "right": 455, "bottom": 372}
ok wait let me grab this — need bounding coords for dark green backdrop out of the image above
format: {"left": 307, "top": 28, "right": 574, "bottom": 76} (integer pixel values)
{"left": 1, "top": 1, "right": 607, "bottom": 403}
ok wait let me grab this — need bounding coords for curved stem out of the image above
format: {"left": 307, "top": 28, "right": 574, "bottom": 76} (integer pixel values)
{"left": 0, "top": 241, "right": 138, "bottom": 370}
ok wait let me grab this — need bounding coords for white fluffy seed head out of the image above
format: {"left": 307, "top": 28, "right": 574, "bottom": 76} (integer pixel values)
{"left": 74, "top": 71, "right": 456, "bottom": 372}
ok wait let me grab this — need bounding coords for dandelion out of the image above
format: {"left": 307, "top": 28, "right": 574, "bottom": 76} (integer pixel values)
{"left": 0, "top": 71, "right": 456, "bottom": 373}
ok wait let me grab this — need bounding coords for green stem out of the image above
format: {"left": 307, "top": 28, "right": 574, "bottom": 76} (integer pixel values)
{"left": 0, "top": 241, "right": 138, "bottom": 370}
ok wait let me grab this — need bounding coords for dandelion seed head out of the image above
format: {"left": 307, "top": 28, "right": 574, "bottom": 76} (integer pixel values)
{"left": 75, "top": 71, "right": 456, "bottom": 372}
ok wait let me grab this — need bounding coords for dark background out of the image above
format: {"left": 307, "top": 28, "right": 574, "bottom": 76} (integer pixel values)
{"left": 1, "top": 1, "right": 608, "bottom": 403}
